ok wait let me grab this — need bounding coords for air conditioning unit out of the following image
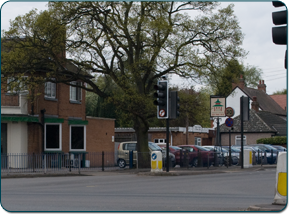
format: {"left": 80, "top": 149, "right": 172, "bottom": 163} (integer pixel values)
{"left": 65, "top": 153, "right": 80, "bottom": 168}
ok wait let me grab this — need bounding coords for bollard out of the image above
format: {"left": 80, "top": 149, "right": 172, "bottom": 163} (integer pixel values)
{"left": 102, "top": 151, "right": 104, "bottom": 171}
{"left": 243, "top": 149, "right": 253, "bottom": 168}
{"left": 129, "top": 150, "right": 133, "bottom": 169}
{"left": 151, "top": 151, "right": 162, "bottom": 172}
{"left": 78, "top": 154, "right": 81, "bottom": 174}
{"left": 186, "top": 150, "right": 189, "bottom": 169}
{"left": 207, "top": 153, "right": 209, "bottom": 169}
{"left": 273, "top": 152, "right": 287, "bottom": 205}
{"left": 69, "top": 152, "right": 71, "bottom": 172}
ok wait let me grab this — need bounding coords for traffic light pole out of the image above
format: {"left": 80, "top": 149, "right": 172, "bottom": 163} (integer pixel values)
{"left": 166, "top": 118, "right": 170, "bottom": 172}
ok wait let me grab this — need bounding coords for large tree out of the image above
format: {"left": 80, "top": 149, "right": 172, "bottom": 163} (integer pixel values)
{"left": 2, "top": 2, "right": 246, "bottom": 167}
{"left": 202, "top": 59, "right": 263, "bottom": 96}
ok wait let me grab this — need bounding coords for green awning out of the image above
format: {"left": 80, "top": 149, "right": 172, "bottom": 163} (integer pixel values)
{"left": 45, "top": 118, "right": 64, "bottom": 123}
{"left": 1, "top": 116, "right": 64, "bottom": 123}
{"left": 68, "top": 119, "right": 88, "bottom": 125}
{"left": 1, "top": 116, "right": 39, "bottom": 122}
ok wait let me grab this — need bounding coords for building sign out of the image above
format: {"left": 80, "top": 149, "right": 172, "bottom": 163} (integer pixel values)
{"left": 210, "top": 96, "right": 226, "bottom": 117}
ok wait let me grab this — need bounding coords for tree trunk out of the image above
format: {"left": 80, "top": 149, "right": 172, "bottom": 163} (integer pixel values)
{"left": 186, "top": 115, "right": 189, "bottom": 145}
{"left": 134, "top": 117, "right": 150, "bottom": 168}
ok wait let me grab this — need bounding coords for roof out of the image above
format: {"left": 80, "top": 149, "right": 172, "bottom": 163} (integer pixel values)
{"left": 270, "top": 94, "right": 287, "bottom": 110}
{"left": 220, "top": 110, "right": 287, "bottom": 136}
{"left": 236, "top": 86, "right": 286, "bottom": 116}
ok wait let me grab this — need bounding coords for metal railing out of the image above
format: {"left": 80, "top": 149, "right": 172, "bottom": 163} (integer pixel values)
{"left": 1, "top": 149, "right": 278, "bottom": 174}
{"left": 1, "top": 152, "right": 116, "bottom": 174}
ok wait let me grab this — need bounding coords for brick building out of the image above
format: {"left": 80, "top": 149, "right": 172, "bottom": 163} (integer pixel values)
{"left": 1, "top": 75, "right": 115, "bottom": 156}
{"left": 115, "top": 125, "right": 215, "bottom": 147}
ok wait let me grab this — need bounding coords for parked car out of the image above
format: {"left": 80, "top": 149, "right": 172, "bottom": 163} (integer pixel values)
{"left": 177, "top": 145, "right": 214, "bottom": 167}
{"left": 117, "top": 141, "right": 175, "bottom": 168}
{"left": 203, "top": 146, "right": 239, "bottom": 165}
{"left": 246, "top": 144, "right": 278, "bottom": 164}
{"left": 270, "top": 145, "right": 287, "bottom": 152}
{"left": 157, "top": 145, "right": 182, "bottom": 166}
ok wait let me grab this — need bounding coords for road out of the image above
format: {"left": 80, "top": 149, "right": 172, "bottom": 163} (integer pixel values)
{"left": 1, "top": 169, "right": 276, "bottom": 211}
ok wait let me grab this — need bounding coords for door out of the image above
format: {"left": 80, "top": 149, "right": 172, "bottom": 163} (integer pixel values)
{"left": 1, "top": 123, "right": 8, "bottom": 168}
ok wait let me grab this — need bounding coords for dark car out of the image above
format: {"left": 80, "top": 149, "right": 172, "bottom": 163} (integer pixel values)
{"left": 271, "top": 145, "right": 287, "bottom": 152}
{"left": 247, "top": 144, "right": 278, "bottom": 164}
{"left": 158, "top": 145, "right": 182, "bottom": 166}
{"left": 178, "top": 145, "right": 214, "bottom": 167}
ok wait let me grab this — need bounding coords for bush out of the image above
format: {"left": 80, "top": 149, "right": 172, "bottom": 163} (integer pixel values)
{"left": 256, "top": 136, "right": 287, "bottom": 145}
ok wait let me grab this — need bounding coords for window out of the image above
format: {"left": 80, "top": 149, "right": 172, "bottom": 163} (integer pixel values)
{"left": 70, "top": 81, "right": 82, "bottom": 102}
{"left": 195, "top": 137, "right": 201, "bottom": 146}
{"left": 70, "top": 125, "right": 86, "bottom": 151}
{"left": 45, "top": 124, "right": 62, "bottom": 151}
{"left": 235, "top": 135, "right": 246, "bottom": 146}
{"left": 154, "top": 139, "right": 166, "bottom": 143}
{"left": 124, "top": 143, "right": 136, "bottom": 151}
{"left": 7, "top": 77, "right": 28, "bottom": 93}
{"left": 45, "top": 79, "right": 56, "bottom": 99}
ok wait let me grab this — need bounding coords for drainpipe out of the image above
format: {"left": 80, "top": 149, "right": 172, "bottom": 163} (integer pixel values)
{"left": 40, "top": 109, "right": 46, "bottom": 153}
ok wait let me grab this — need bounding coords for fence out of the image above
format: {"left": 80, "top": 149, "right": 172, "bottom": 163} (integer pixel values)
{"left": 1, "top": 152, "right": 115, "bottom": 174}
{"left": 1, "top": 149, "right": 278, "bottom": 174}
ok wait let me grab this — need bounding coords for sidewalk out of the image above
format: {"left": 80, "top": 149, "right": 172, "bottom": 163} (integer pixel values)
{"left": 2, "top": 164, "right": 284, "bottom": 211}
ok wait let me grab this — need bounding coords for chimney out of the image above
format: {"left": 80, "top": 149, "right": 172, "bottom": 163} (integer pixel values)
{"left": 232, "top": 75, "right": 245, "bottom": 90}
{"left": 251, "top": 96, "right": 259, "bottom": 112}
{"left": 258, "top": 80, "right": 266, "bottom": 93}
{"left": 210, "top": 118, "right": 214, "bottom": 128}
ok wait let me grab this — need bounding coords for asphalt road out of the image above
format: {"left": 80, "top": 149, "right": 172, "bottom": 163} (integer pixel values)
{"left": 1, "top": 169, "right": 276, "bottom": 211}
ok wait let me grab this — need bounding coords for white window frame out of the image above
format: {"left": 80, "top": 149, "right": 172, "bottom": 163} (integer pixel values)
{"left": 235, "top": 135, "right": 247, "bottom": 146}
{"left": 44, "top": 79, "right": 56, "bottom": 99}
{"left": 194, "top": 137, "right": 201, "bottom": 146}
{"left": 69, "top": 125, "right": 86, "bottom": 152}
{"left": 7, "top": 76, "right": 28, "bottom": 93}
{"left": 44, "top": 123, "right": 62, "bottom": 151}
{"left": 70, "top": 81, "right": 82, "bottom": 102}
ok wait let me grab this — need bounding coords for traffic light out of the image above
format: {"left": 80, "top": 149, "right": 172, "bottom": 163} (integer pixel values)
{"left": 272, "top": 1, "right": 287, "bottom": 68}
{"left": 153, "top": 80, "right": 169, "bottom": 119}
{"left": 170, "top": 91, "right": 180, "bottom": 119}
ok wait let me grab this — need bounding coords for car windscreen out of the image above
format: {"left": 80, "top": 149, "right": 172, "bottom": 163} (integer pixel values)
{"left": 148, "top": 142, "right": 162, "bottom": 151}
{"left": 194, "top": 145, "right": 210, "bottom": 151}
{"left": 170, "top": 146, "right": 182, "bottom": 150}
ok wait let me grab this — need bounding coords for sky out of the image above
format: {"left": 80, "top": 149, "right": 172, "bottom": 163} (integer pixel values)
{"left": 0, "top": 1, "right": 288, "bottom": 95}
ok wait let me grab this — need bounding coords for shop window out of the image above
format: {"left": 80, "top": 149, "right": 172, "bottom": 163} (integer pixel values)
{"left": 70, "top": 125, "right": 86, "bottom": 151}
{"left": 195, "top": 137, "right": 201, "bottom": 146}
{"left": 45, "top": 124, "right": 62, "bottom": 151}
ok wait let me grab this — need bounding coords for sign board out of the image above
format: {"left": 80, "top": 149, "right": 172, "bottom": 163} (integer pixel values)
{"left": 225, "top": 118, "right": 234, "bottom": 127}
{"left": 225, "top": 107, "right": 235, "bottom": 118}
{"left": 210, "top": 96, "right": 226, "bottom": 117}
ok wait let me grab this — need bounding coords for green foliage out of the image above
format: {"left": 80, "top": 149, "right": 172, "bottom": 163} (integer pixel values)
{"left": 2, "top": 2, "right": 246, "bottom": 161}
{"left": 256, "top": 136, "right": 287, "bottom": 145}
{"left": 169, "top": 87, "right": 211, "bottom": 128}
{"left": 203, "top": 59, "right": 262, "bottom": 96}
{"left": 272, "top": 89, "right": 287, "bottom": 95}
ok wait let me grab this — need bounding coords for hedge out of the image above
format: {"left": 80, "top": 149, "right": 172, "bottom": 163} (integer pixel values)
{"left": 256, "top": 136, "right": 287, "bottom": 145}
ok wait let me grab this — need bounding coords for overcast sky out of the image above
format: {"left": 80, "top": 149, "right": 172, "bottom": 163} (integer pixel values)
{"left": 1, "top": 1, "right": 288, "bottom": 95}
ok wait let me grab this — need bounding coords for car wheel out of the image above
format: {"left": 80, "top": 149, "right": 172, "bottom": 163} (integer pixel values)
{"left": 190, "top": 158, "right": 198, "bottom": 167}
{"left": 118, "top": 159, "right": 126, "bottom": 168}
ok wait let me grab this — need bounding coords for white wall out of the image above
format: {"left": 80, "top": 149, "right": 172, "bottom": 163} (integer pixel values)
{"left": 213, "top": 88, "right": 252, "bottom": 128}
{"left": 7, "top": 122, "right": 28, "bottom": 168}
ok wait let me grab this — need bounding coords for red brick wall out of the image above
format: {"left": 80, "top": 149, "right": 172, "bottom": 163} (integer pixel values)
{"left": 86, "top": 117, "right": 115, "bottom": 153}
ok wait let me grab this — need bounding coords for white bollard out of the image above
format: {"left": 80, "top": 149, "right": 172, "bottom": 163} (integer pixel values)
{"left": 273, "top": 152, "right": 287, "bottom": 205}
{"left": 151, "top": 151, "right": 162, "bottom": 172}
{"left": 243, "top": 149, "right": 253, "bottom": 168}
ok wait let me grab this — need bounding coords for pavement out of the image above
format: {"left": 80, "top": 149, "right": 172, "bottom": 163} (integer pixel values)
{"left": 1, "top": 164, "right": 287, "bottom": 211}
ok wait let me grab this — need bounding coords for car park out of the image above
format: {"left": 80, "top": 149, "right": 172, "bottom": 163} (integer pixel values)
{"left": 271, "top": 145, "right": 287, "bottom": 152}
{"left": 203, "top": 146, "right": 239, "bottom": 165}
{"left": 117, "top": 141, "right": 175, "bottom": 168}
{"left": 177, "top": 145, "right": 214, "bottom": 167}
{"left": 157, "top": 145, "right": 182, "bottom": 166}
{"left": 245, "top": 144, "right": 278, "bottom": 164}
